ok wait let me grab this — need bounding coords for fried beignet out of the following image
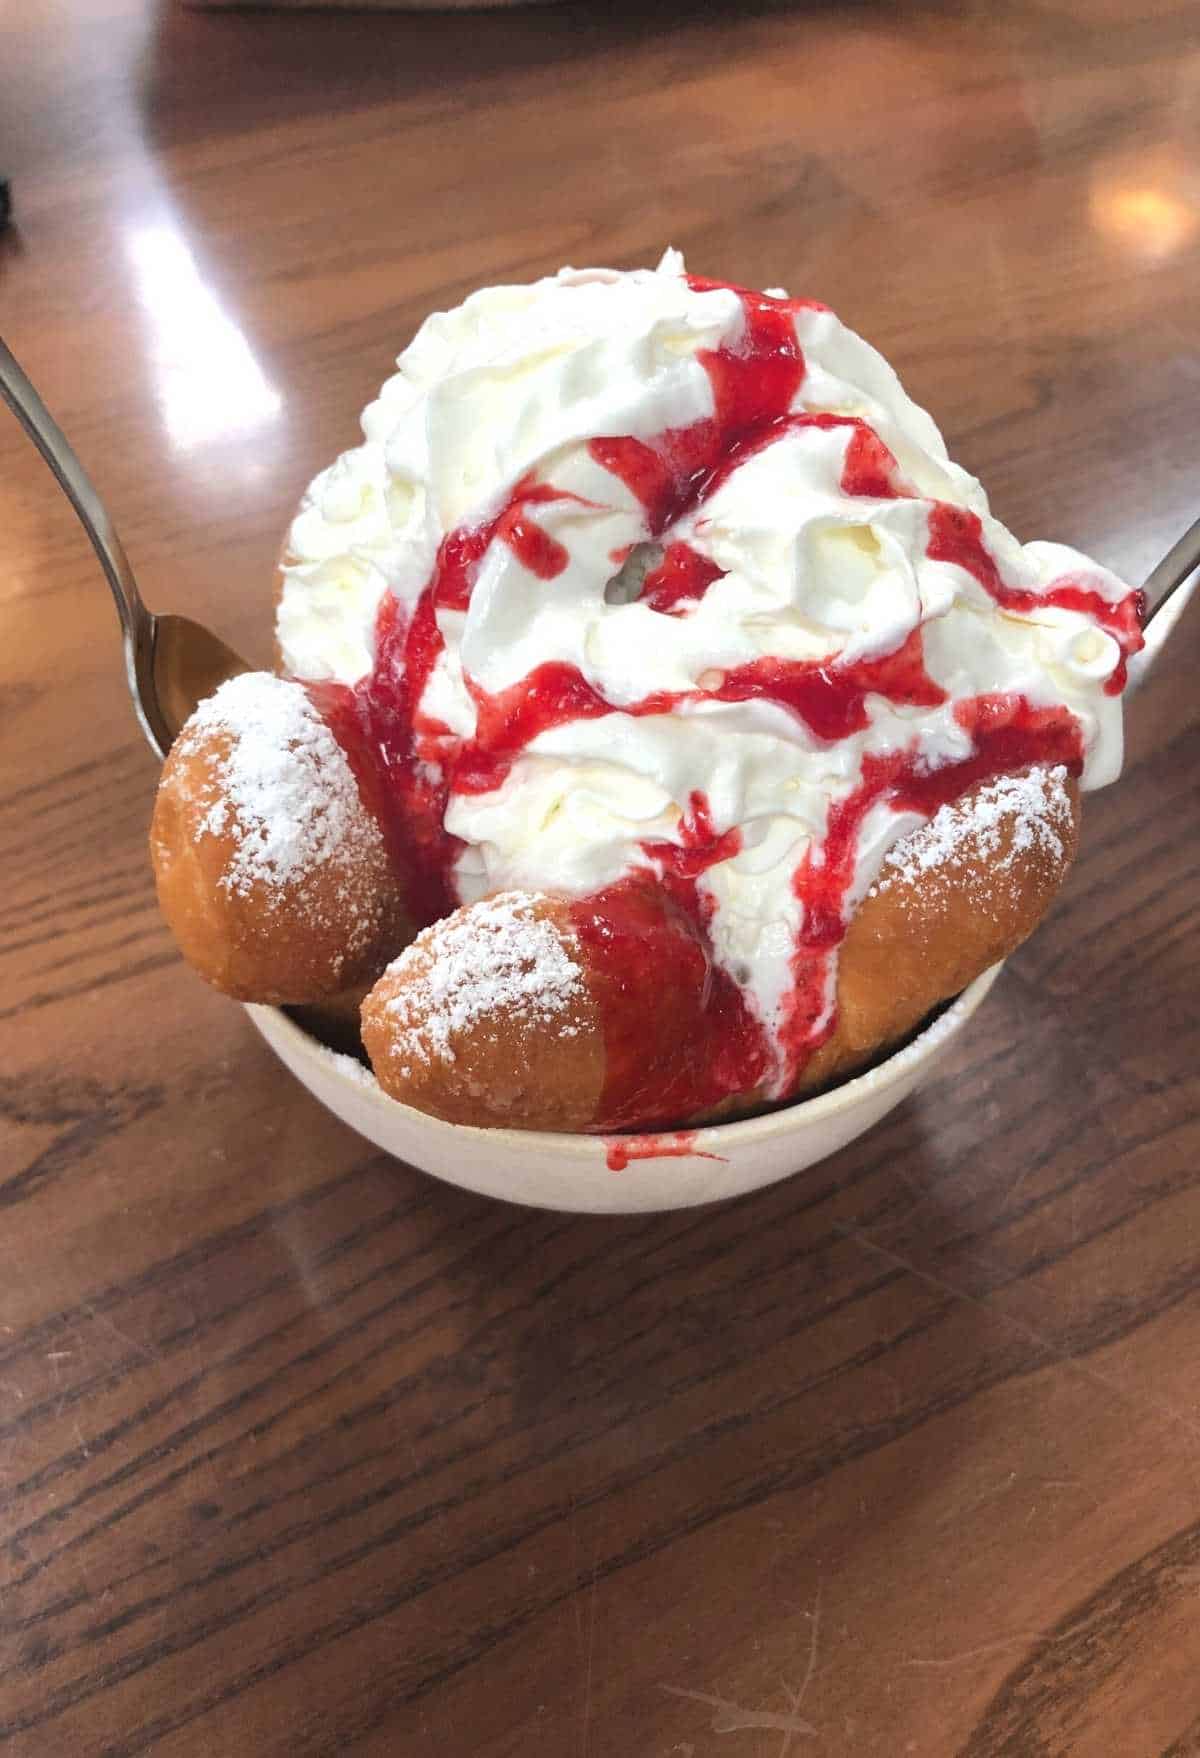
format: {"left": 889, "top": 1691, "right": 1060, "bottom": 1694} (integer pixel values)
{"left": 151, "top": 672, "right": 403, "bottom": 1004}
{"left": 361, "top": 765, "right": 1079, "bottom": 1131}
{"left": 797, "top": 764, "right": 1080, "bottom": 1094}
{"left": 357, "top": 887, "right": 718, "bottom": 1130}
{"left": 362, "top": 892, "right": 599, "bottom": 1130}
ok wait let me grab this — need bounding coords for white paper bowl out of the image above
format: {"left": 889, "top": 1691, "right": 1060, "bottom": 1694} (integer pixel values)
{"left": 246, "top": 960, "right": 1002, "bottom": 1213}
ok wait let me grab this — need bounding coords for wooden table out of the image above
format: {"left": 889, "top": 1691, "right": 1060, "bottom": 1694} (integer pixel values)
{"left": 3, "top": 0, "right": 1199, "bottom": 1750}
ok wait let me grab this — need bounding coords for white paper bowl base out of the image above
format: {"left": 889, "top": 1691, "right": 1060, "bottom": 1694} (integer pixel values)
{"left": 246, "top": 961, "right": 1002, "bottom": 1214}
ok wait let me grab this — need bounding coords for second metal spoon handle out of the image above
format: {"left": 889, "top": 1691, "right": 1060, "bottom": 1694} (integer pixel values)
{"left": 1143, "top": 512, "right": 1200, "bottom": 624}
{"left": 0, "top": 335, "right": 151, "bottom": 649}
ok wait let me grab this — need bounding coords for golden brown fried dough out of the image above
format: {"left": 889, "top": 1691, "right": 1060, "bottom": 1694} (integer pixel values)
{"left": 362, "top": 885, "right": 718, "bottom": 1130}
{"left": 362, "top": 892, "right": 604, "bottom": 1130}
{"left": 151, "top": 672, "right": 404, "bottom": 1005}
{"left": 361, "top": 766, "right": 1080, "bottom": 1131}
{"left": 796, "top": 765, "right": 1081, "bottom": 1094}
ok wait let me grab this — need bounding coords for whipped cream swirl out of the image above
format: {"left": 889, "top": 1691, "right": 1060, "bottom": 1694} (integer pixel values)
{"left": 278, "top": 251, "right": 1138, "bottom": 1093}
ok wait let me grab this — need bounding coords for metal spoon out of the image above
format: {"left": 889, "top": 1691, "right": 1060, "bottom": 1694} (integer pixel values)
{"left": 1143, "top": 512, "right": 1200, "bottom": 619}
{"left": 0, "top": 336, "right": 248, "bottom": 760}
{"left": 0, "top": 336, "right": 1196, "bottom": 753}
{"left": 1129, "top": 510, "right": 1200, "bottom": 692}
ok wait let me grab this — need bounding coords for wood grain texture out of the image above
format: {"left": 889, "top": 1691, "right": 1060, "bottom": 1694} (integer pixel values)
{"left": 2, "top": 0, "right": 1199, "bottom": 1751}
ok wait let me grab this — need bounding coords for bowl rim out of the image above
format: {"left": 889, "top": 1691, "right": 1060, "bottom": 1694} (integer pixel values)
{"left": 248, "top": 961, "right": 1003, "bottom": 1157}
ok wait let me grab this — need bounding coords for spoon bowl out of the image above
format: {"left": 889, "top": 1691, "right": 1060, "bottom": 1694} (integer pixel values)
{"left": 142, "top": 615, "right": 250, "bottom": 753}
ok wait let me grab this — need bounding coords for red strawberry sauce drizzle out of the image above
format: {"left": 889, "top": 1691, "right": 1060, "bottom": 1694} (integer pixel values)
{"left": 776, "top": 698, "right": 1085, "bottom": 1075}
{"left": 926, "top": 503, "right": 1144, "bottom": 694}
{"left": 638, "top": 543, "right": 724, "bottom": 616}
{"left": 306, "top": 275, "right": 1137, "bottom": 1126}
{"left": 605, "top": 1132, "right": 726, "bottom": 1172}
{"left": 566, "top": 866, "right": 769, "bottom": 1134}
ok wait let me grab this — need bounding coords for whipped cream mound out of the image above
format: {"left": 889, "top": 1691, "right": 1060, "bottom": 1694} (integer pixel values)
{"left": 184, "top": 673, "right": 381, "bottom": 914}
{"left": 277, "top": 251, "right": 1138, "bottom": 1093}
{"left": 382, "top": 892, "right": 583, "bottom": 1070}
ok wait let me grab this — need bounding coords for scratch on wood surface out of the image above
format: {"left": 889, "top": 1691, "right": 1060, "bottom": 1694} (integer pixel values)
{"left": 904, "top": 1636, "right": 1046, "bottom": 1669}
{"left": 836, "top": 1223, "right": 1200, "bottom": 1453}
{"left": 796, "top": 1586, "right": 821, "bottom": 1714}
{"left": 935, "top": 1471, "right": 1017, "bottom": 1530}
{"left": 85, "top": 1303, "right": 160, "bottom": 1364}
{"left": 661, "top": 1587, "right": 822, "bottom": 1752}
{"left": 660, "top": 1687, "right": 817, "bottom": 1740}
{"left": 773, "top": 1587, "right": 823, "bottom": 1758}
{"left": 1039, "top": 1476, "right": 1102, "bottom": 1512}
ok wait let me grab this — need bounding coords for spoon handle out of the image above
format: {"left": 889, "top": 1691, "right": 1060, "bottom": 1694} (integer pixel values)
{"left": 0, "top": 335, "right": 171, "bottom": 750}
{"left": 0, "top": 337, "right": 152, "bottom": 645}
{"left": 1142, "top": 513, "right": 1200, "bottom": 624}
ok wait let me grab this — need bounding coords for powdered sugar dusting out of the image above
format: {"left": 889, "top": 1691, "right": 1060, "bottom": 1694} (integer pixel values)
{"left": 384, "top": 892, "right": 584, "bottom": 1068}
{"left": 182, "top": 673, "right": 379, "bottom": 902}
{"left": 320, "top": 1047, "right": 382, "bottom": 1093}
{"left": 871, "top": 767, "right": 1071, "bottom": 896}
